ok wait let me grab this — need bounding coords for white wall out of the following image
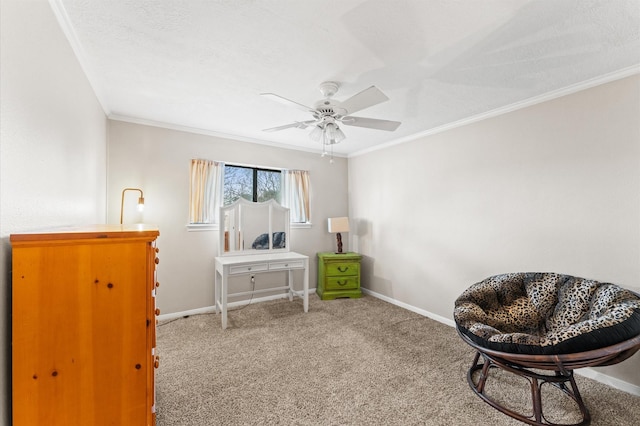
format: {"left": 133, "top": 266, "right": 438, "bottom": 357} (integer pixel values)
{"left": 349, "top": 74, "right": 640, "bottom": 388}
{"left": 107, "top": 120, "right": 349, "bottom": 315}
{"left": 0, "top": 0, "right": 108, "bottom": 424}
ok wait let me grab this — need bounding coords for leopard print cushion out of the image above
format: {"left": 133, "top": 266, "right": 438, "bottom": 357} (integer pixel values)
{"left": 454, "top": 273, "right": 640, "bottom": 354}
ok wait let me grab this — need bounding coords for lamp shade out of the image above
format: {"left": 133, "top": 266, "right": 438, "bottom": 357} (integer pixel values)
{"left": 309, "top": 125, "right": 323, "bottom": 142}
{"left": 324, "top": 123, "right": 346, "bottom": 144}
{"left": 328, "top": 217, "right": 349, "bottom": 233}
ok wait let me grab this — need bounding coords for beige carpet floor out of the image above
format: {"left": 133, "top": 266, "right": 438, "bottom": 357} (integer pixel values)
{"left": 155, "top": 294, "right": 640, "bottom": 425}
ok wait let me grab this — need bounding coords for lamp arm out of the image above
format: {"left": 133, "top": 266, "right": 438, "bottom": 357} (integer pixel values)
{"left": 120, "top": 188, "right": 145, "bottom": 224}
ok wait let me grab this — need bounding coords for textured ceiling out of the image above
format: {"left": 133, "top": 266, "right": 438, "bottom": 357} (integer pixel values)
{"left": 53, "top": 0, "right": 640, "bottom": 155}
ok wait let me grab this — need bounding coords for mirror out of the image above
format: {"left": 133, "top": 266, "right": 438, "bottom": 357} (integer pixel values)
{"left": 220, "top": 198, "right": 290, "bottom": 256}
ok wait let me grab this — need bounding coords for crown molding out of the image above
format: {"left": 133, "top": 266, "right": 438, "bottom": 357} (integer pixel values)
{"left": 108, "top": 114, "right": 348, "bottom": 158}
{"left": 350, "top": 65, "right": 640, "bottom": 158}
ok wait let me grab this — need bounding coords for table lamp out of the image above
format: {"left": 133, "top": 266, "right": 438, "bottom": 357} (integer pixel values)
{"left": 328, "top": 217, "right": 349, "bottom": 254}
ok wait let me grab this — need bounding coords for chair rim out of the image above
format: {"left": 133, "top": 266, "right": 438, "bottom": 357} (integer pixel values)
{"left": 456, "top": 326, "right": 640, "bottom": 370}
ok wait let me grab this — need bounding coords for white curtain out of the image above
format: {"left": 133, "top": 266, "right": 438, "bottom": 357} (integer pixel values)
{"left": 189, "top": 159, "right": 224, "bottom": 224}
{"left": 282, "top": 169, "right": 310, "bottom": 223}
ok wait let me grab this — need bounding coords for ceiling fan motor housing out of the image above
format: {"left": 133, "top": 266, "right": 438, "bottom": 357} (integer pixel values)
{"left": 314, "top": 99, "right": 347, "bottom": 117}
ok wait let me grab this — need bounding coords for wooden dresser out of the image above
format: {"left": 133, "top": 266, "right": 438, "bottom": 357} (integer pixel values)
{"left": 11, "top": 225, "right": 160, "bottom": 426}
{"left": 316, "top": 252, "right": 362, "bottom": 300}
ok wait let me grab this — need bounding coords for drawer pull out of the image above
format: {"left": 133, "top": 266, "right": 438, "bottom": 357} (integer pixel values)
{"left": 338, "top": 266, "right": 349, "bottom": 273}
{"left": 248, "top": 267, "right": 252, "bottom": 271}
{"left": 337, "top": 280, "right": 348, "bottom": 286}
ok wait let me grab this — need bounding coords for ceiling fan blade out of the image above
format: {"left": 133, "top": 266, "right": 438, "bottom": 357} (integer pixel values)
{"left": 339, "top": 86, "right": 389, "bottom": 115}
{"left": 260, "top": 93, "right": 315, "bottom": 114}
{"left": 263, "top": 120, "right": 316, "bottom": 132}
{"left": 341, "top": 116, "right": 401, "bottom": 131}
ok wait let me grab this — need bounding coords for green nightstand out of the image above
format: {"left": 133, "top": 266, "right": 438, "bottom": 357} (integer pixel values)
{"left": 317, "top": 252, "right": 362, "bottom": 300}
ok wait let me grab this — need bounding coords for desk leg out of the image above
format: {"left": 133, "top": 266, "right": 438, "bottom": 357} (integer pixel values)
{"left": 214, "top": 270, "right": 220, "bottom": 315}
{"left": 303, "top": 260, "right": 309, "bottom": 313}
{"left": 221, "top": 273, "right": 228, "bottom": 329}
{"left": 288, "top": 269, "right": 294, "bottom": 302}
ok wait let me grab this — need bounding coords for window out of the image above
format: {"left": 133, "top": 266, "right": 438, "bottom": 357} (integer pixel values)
{"left": 188, "top": 160, "right": 310, "bottom": 228}
{"left": 223, "top": 165, "right": 281, "bottom": 205}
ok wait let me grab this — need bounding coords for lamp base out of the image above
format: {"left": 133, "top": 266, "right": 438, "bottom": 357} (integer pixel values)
{"left": 336, "top": 232, "right": 343, "bottom": 254}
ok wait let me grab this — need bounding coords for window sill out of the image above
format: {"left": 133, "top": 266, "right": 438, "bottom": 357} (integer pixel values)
{"left": 291, "top": 222, "right": 312, "bottom": 229}
{"left": 186, "top": 223, "right": 218, "bottom": 232}
{"left": 187, "top": 222, "right": 311, "bottom": 231}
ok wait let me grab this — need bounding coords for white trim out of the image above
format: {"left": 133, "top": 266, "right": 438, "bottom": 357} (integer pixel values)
{"left": 48, "top": 0, "right": 111, "bottom": 115}
{"left": 350, "top": 65, "right": 640, "bottom": 158}
{"left": 574, "top": 368, "right": 640, "bottom": 397}
{"left": 157, "top": 305, "right": 217, "bottom": 322}
{"left": 361, "top": 287, "right": 640, "bottom": 397}
{"left": 291, "top": 222, "right": 312, "bottom": 229}
{"left": 186, "top": 222, "right": 310, "bottom": 231}
{"left": 361, "top": 287, "right": 456, "bottom": 327}
{"left": 109, "top": 114, "right": 348, "bottom": 158}
{"left": 186, "top": 223, "right": 218, "bottom": 232}
{"left": 156, "top": 289, "right": 316, "bottom": 322}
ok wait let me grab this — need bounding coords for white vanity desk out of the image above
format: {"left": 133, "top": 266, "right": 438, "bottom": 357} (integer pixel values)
{"left": 213, "top": 198, "right": 309, "bottom": 329}
{"left": 214, "top": 252, "right": 309, "bottom": 329}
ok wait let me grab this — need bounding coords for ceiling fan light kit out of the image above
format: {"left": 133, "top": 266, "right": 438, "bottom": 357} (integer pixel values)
{"left": 261, "top": 81, "right": 401, "bottom": 159}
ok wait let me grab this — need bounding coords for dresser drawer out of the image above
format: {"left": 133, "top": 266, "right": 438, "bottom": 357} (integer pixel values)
{"left": 325, "top": 276, "right": 359, "bottom": 290}
{"left": 229, "top": 263, "right": 268, "bottom": 275}
{"left": 325, "top": 262, "right": 359, "bottom": 277}
{"left": 269, "top": 260, "right": 305, "bottom": 270}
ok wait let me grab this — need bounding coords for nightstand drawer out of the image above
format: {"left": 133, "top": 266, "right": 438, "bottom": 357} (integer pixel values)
{"left": 229, "top": 263, "right": 268, "bottom": 275}
{"left": 325, "top": 262, "right": 359, "bottom": 277}
{"left": 269, "top": 260, "right": 305, "bottom": 270}
{"left": 325, "top": 276, "right": 359, "bottom": 290}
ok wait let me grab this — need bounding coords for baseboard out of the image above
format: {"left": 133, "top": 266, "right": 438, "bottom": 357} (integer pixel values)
{"left": 361, "top": 287, "right": 640, "bottom": 397}
{"left": 157, "top": 289, "right": 317, "bottom": 322}
{"left": 157, "top": 305, "right": 217, "bottom": 322}
{"left": 361, "top": 287, "right": 456, "bottom": 327}
{"left": 575, "top": 368, "right": 640, "bottom": 396}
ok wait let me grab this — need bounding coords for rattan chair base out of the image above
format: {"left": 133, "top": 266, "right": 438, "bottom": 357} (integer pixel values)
{"left": 467, "top": 351, "right": 590, "bottom": 426}
{"left": 458, "top": 330, "right": 640, "bottom": 426}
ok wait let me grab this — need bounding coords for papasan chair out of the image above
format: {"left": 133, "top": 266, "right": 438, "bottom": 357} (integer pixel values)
{"left": 454, "top": 272, "right": 640, "bottom": 426}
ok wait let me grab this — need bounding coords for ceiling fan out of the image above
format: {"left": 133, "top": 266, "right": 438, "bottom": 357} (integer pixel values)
{"left": 261, "top": 81, "right": 401, "bottom": 152}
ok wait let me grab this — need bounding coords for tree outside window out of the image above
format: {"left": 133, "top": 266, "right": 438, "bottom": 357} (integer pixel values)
{"left": 223, "top": 165, "right": 281, "bottom": 205}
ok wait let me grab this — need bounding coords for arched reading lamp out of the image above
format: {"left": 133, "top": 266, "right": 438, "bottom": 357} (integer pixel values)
{"left": 120, "top": 188, "right": 144, "bottom": 224}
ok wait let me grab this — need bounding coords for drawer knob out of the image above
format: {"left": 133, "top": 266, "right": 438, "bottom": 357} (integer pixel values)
{"left": 155, "top": 282, "right": 160, "bottom": 288}
{"left": 338, "top": 266, "right": 349, "bottom": 272}
{"left": 248, "top": 267, "right": 252, "bottom": 271}
{"left": 154, "top": 356, "right": 160, "bottom": 369}
{"left": 155, "top": 257, "right": 160, "bottom": 265}
{"left": 155, "top": 308, "right": 160, "bottom": 316}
